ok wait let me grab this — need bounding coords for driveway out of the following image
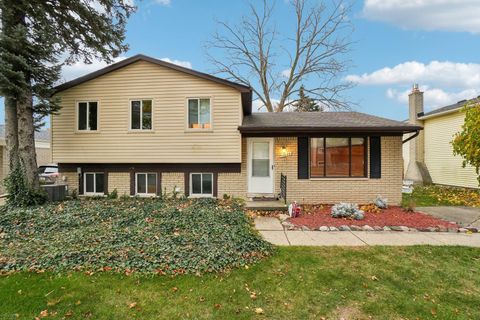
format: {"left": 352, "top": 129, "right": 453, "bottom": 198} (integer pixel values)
{"left": 417, "top": 206, "right": 480, "bottom": 228}
{"left": 254, "top": 216, "right": 480, "bottom": 247}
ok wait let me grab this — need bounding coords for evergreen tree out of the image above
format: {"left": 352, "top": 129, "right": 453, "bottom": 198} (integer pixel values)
{"left": 293, "top": 86, "right": 323, "bottom": 112}
{"left": 0, "top": 0, "right": 135, "bottom": 202}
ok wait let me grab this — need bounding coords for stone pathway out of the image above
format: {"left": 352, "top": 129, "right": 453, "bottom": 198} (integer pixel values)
{"left": 255, "top": 217, "right": 480, "bottom": 247}
{"left": 417, "top": 206, "right": 480, "bottom": 228}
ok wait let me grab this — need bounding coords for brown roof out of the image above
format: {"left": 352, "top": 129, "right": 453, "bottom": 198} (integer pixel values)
{"left": 53, "top": 54, "right": 253, "bottom": 115}
{"left": 239, "top": 112, "right": 422, "bottom": 134}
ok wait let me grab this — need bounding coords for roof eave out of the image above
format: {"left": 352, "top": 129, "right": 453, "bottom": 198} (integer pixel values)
{"left": 238, "top": 126, "right": 422, "bottom": 134}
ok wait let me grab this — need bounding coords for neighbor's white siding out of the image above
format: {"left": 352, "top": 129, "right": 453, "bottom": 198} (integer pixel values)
{"left": 424, "top": 110, "right": 478, "bottom": 188}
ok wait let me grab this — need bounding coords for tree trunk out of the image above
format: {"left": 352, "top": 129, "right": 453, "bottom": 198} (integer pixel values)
{"left": 17, "top": 91, "right": 39, "bottom": 189}
{"left": 4, "top": 96, "right": 20, "bottom": 170}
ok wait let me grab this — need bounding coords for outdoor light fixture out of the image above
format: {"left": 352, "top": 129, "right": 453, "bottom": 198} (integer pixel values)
{"left": 280, "top": 146, "right": 288, "bottom": 158}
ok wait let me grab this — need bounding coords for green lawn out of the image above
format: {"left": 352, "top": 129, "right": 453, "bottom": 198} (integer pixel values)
{"left": 403, "top": 185, "right": 480, "bottom": 207}
{"left": 2, "top": 246, "right": 480, "bottom": 319}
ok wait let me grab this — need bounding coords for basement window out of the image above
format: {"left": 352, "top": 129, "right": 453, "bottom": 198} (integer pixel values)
{"left": 84, "top": 172, "right": 104, "bottom": 195}
{"left": 190, "top": 173, "right": 213, "bottom": 197}
{"left": 136, "top": 173, "right": 157, "bottom": 196}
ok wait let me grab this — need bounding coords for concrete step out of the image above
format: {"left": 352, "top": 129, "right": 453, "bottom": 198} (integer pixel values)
{"left": 246, "top": 200, "right": 288, "bottom": 211}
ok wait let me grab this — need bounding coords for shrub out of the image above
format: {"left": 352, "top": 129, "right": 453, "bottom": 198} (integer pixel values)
{"left": 3, "top": 164, "right": 47, "bottom": 207}
{"left": 331, "top": 203, "right": 364, "bottom": 220}
{"left": 107, "top": 188, "right": 118, "bottom": 199}
{"left": 374, "top": 195, "right": 388, "bottom": 209}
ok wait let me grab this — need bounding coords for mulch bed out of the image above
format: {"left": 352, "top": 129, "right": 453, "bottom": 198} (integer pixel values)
{"left": 290, "top": 205, "right": 458, "bottom": 229}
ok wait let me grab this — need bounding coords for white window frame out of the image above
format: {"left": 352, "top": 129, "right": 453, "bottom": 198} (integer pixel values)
{"left": 83, "top": 172, "right": 104, "bottom": 196}
{"left": 186, "top": 98, "right": 212, "bottom": 130}
{"left": 77, "top": 101, "right": 99, "bottom": 131}
{"left": 189, "top": 173, "right": 213, "bottom": 197}
{"left": 135, "top": 172, "right": 157, "bottom": 196}
{"left": 130, "top": 99, "right": 153, "bottom": 131}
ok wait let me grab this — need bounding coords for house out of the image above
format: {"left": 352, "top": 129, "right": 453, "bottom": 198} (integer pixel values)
{"left": 403, "top": 85, "right": 478, "bottom": 189}
{"left": 0, "top": 125, "right": 52, "bottom": 193}
{"left": 51, "top": 54, "right": 420, "bottom": 205}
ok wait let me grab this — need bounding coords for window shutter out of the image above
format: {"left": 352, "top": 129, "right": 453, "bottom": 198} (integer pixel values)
{"left": 130, "top": 171, "right": 135, "bottom": 196}
{"left": 297, "top": 137, "right": 309, "bottom": 179}
{"left": 369, "top": 136, "right": 381, "bottom": 179}
{"left": 156, "top": 172, "right": 162, "bottom": 197}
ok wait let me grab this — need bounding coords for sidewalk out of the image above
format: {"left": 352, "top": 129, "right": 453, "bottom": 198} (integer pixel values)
{"left": 254, "top": 216, "right": 480, "bottom": 247}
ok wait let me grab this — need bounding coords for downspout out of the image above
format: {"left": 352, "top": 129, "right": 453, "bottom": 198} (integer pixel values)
{"left": 402, "top": 130, "right": 420, "bottom": 144}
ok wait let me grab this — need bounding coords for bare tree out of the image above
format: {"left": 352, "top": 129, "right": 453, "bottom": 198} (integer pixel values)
{"left": 207, "top": 0, "right": 353, "bottom": 112}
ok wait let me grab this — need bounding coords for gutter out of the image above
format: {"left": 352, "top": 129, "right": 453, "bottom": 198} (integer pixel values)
{"left": 402, "top": 130, "right": 420, "bottom": 144}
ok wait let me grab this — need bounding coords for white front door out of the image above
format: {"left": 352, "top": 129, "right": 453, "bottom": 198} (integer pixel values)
{"left": 248, "top": 138, "right": 274, "bottom": 194}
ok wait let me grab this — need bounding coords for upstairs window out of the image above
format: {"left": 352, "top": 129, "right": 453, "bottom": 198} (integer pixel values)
{"left": 131, "top": 100, "right": 152, "bottom": 130}
{"left": 78, "top": 102, "right": 98, "bottom": 131}
{"left": 188, "top": 98, "right": 211, "bottom": 129}
{"left": 310, "top": 137, "right": 366, "bottom": 178}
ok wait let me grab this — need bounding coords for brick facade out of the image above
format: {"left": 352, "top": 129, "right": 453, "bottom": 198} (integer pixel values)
{"left": 58, "top": 136, "right": 403, "bottom": 204}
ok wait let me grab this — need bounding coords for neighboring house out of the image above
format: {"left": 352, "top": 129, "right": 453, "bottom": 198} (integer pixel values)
{"left": 51, "top": 54, "right": 420, "bottom": 205}
{"left": 0, "top": 125, "right": 52, "bottom": 193}
{"left": 403, "top": 85, "right": 479, "bottom": 189}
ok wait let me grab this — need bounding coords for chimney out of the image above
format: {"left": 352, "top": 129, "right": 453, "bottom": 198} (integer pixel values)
{"left": 408, "top": 84, "right": 423, "bottom": 124}
{"left": 405, "top": 84, "right": 432, "bottom": 184}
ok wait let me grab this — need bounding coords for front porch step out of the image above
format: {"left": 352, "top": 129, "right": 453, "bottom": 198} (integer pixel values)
{"left": 245, "top": 200, "right": 288, "bottom": 211}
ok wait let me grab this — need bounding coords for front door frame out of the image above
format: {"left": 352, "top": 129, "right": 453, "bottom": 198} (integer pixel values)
{"left": 247, "top": 137, "right": 275, "bottom": 194}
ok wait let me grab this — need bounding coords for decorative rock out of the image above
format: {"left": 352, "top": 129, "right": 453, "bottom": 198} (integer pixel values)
{"left": 301, "top": 225, "right": 310, "bottom": 231}
{"left": 417, "top": 227, "right": 430, "bottom": 232}
{"left": 350, "top": 225, "right": 363, "bottom": 231}
{"left": 329, "top": 226, "right": 339, "bottom": 231}
{"left": 458, "top": 228, "right": 468, "bottom": 233}
{"left": 319, "top": 226, "right": 329, "bottom": 232}
{"left": 390, "top": 226, "right": 409, "bottom": 232}
{"left": 447, "top": 228, "right": 458, "bottom": 233}
{"left": 466, "top": 227, "right": 478, "bottom": 233}
{"left": 282, "top": 221, "right": 296, "bottom": 230}
{"left": 278, "top": 214, "right": 290, "bottom": 221}
{"left": 408, "top": 228, "right": 418, "bottom": 232}
{"left": 339, "top": 225, "right": 351, "bottom": 231}
{"left": 382, "top": 226, "right": 391, "bottom": 231}
{"left": 362, "top": 225, "right": 374, "bottom": 231}
{"left": 373, "top": 226, "right": 383, "bottom": 231}
{"left": 437, "top": 226, "right": 448, "bottom": 232}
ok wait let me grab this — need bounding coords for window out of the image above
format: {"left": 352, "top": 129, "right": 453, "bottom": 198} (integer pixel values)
{"left": 84, "top": 172, "right": 104, "bottom": 195}
{"left": 131, "top": 100, "right": 152, "bottom": 130}
{"left": 252, "top": 142, "right": 270, "bottom": 177}
{"left": 188, "top": 98, "right": 211, "bottom": 129}
{"left": 190, "top": 173, "right": 213, "bottom": 197}
{"left": 136, "top": 173, "right": 157, "bottom": 195}
{"left": 310, "top": 137, "right": 366, "bottom": 178}
{"left": 78, "top": 102, "right": 98, "bottom": 131}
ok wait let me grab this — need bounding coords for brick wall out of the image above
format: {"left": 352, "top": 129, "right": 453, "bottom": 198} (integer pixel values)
{"left": 60, "top": 171, "right": 79, "bottom": 195}
{"left": 218, "top": 139, "right": 247, "bottom": 199}
{"left": 108, "top": 172, "right": 130, "bottom": 196}
{"left": 161, "top": 172, "right": 184, "bottom": 197}
{"left": 274, "top": 136, "right": 403, "bottom": 205}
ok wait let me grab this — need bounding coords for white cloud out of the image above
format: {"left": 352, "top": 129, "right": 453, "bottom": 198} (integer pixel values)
{"left": 386, "top": 86, "right": 480, "bottom": 111}
{"left": 154, "top": 0, "right": 171, "bottom": 6}
{"left": 160, "top": 58, "right": 192, "bottom": 69}
{"left": 281, "top": 68, "right": 291, "bottom": 78}
{"left": 60, "top": 56, "right": 128, "bottom": 82}
{"left": 346, "top": 61, "right": 480, "bottom": 88}
{"left": 362, "top": 0, "right": 480, "bottom": 33}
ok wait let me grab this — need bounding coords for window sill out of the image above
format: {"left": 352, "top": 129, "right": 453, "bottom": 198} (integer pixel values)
{"left": 127, "top": 130, "right": 155, "bottom": 134}
{"left": 135, "top": 193, "right": 158, "bottom": 197}
{"left": 308, "top": 177, "right": 369, "bottom": 181}
{"left": 188, "top": 194, "right": 214, "bottom": 198}
{"left": 184, "top": 129, "right": 214, "bottom": 133}
{"left": 80, "top": 194, "right": 106, "bottom": 197}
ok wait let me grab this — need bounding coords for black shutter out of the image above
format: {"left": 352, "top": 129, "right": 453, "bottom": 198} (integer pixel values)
{"left": 130, "top": 171, "right": 135, "bottom": 196}
{"left": 297, "top": 137, "right": 309, "bottom": 179}
{"left": 370, "top": 136, "right": 381, "bottom": 179}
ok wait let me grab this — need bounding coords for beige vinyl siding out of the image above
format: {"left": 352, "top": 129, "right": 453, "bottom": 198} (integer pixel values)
{"left": 52, "top": 60, "right": 242, "bottom": 163}
{"left": 424, "top": 111, "right": 478, "bottom": 188}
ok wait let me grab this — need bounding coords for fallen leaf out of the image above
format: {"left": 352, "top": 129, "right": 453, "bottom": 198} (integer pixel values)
{"left": 371, "top": 275, "right": 379, "bottom": 281}
{"left": 128, "top": 302, "right": 137, "bottom": 309}
{"left": 75, "top": 300, "right": 81, "bottom": 305}
{"left": 255, "top": 307, "right": 264, "bottom": 314}
{"left": 214, "top": 304, "right": 221, "bottom": 309}
{"left": 64, "top": 310, "right": 73, "bottom": 317}
{"left": 39, "top": 309, "right": 48, "bottom": 318}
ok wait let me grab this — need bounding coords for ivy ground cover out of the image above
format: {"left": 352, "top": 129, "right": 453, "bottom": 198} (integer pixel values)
{"left": 1, "top": 247, "right": 480, "bottom": 319}
{"left": 0, "top": 198, "right": 273, "bottom": 274}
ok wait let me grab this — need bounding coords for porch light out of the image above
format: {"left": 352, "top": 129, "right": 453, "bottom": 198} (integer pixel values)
{"left": 280, "top": 146, "right": 288, "bottom": 158}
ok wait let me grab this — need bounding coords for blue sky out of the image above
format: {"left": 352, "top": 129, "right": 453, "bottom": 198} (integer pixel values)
{"left": 2, "top": 0, "right": 480, "bottom": 124}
